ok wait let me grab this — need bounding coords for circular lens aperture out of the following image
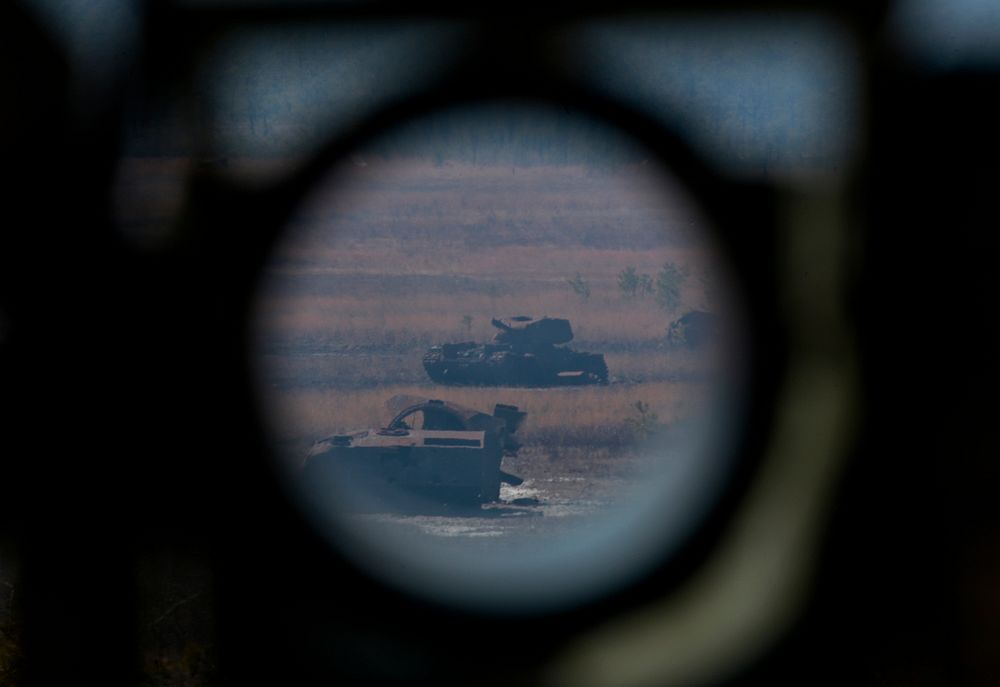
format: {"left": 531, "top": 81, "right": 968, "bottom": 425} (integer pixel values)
{"left": 252, "top": 102, "right": 748, "bottom": 612}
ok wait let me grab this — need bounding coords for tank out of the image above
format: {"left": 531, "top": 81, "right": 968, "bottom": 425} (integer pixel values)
{"left": 422, "top": 316, "right": 609, "bottom": 386}
{"left": 666, "top": 310, "right": 720, "bottom": 349}
{"left": 303, "top": 395, "right": 526, "bottom": 507}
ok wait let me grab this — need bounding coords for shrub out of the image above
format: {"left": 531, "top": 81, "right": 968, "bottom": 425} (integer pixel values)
{"left": 638, "top": 273, "right": 653, "bottom": 297}
{"left": 623, "top": 400, "right": 664, "bottom": 441}
{"left": 566, "top": 272, "right": 591, "bottom": 300}
{"left": 655, "top": 261, "right": 690, "bottom": 313}
{"left": 618, "top": 266, "right": 653, "bottom": 298}
{"left": 618, "top": 266, "right": 639, "bottom": 297}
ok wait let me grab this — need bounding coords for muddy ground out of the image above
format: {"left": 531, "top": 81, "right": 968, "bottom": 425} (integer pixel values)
{"left": 351, "top": 448, "right": 638, "bottom": 543}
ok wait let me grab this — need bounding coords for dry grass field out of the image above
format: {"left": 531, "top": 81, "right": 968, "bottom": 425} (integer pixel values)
{"left": 252, "top": 159, "right": 732, "bottom": 476}
{"left": 264, "top": 380, "right": 710, "bottom": 456}
{"left": 254, "top": 161, "right": 718, "bottom": 347}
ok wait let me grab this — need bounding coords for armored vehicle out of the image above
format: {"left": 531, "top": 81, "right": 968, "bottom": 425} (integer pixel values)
{"left": 304, "top": 395, "right": 526, "bottom": 507}
{"left": 422, "top": 316, "right": 608, "bottom": 386}
{"left": 667, "top": 310, "right": 720, "bottom": 349}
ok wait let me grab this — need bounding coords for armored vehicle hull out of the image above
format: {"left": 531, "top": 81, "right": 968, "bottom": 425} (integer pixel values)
{"left": 304, "top": 395, "right": 525, "bottom": 507}
{"left": 423, "top": 343, "right": 608, "bottom": 386}
{"left": 422, "top": 316, "right": 608, "bottom": 387}
{"left": 667, "top": 310, "right": 720, "bottom": 349}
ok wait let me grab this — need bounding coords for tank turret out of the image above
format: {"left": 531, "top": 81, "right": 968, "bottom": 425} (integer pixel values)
{"left": 490, "top": 316, "right": 575, "bottom": 346}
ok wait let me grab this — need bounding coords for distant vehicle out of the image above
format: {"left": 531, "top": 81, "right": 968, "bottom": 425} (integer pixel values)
{"left": 423, "top": 316, "right": 609, "bottom": 386}
{"left": 304, "top": 395, "right": 526, "bottom": 506}
{"left": 666, "top": 310, "right": 720, "bottom": 349}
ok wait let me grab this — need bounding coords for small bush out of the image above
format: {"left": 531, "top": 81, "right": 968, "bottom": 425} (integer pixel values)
{"left": 566, "top": 272, "right": 591, "bottom": 301}
{"left": 618, "top": 266, "right": 639, "bottom": 297}
{"left": 618, "top": 266, "right": 653, "bottom": 298}
{"left": 638, "top": 273, "right": 653, "bottom": 297}
{"left": 623, "top": 400, "right": 664, "bottom": 441}
{"left": 655, "top": 261, "right": 690, "bottom": 313}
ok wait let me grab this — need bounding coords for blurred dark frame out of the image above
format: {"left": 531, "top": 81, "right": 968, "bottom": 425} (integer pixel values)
{"left": 3, "top": 1, "right": 999, "bottom": 686}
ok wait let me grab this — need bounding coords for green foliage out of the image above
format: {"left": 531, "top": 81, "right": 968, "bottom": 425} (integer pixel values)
{"left": 655, "top": 261, "right": 690, "bottom": 313}
{"left": 566, "top": 272, "right": 591, "bottom": 301}
{"left": 638, "top": 273, "right": 653, "bottom": 297}
{"left": 618, "top": 266, "right": 639, "bottom": 296}
{"left": 623, "top": 400, "right": 664, "bottom": 441}
{"left": 618, "top": 266, "right": 653, "bottom": 298}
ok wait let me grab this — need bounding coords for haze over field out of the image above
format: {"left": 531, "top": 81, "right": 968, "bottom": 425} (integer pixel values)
{"left": 255, "top": 159, "right": 720, "bottom": 356}
{"left": 251, "top": 142, "right": 736, "bottom": 442}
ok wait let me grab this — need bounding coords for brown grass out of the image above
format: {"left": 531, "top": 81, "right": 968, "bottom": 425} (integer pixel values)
{"left": 262, "top": 380, "right": 710, "bottom": 462}
{"left": 238, "top": 160, "right": 733, "bottom": 470}
{"left": 255, "top": 277, "right": 697, "bottom": 346}
{"left": 253, "top": 160, "right": 722, "bottom": 346}
{"left": 256, "top": 346, "right": 715, "bottom": 392}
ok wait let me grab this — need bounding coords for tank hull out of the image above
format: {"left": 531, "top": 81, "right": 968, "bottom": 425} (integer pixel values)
{"left": 422, "top": 343, "right": 608, "bottom": 387}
